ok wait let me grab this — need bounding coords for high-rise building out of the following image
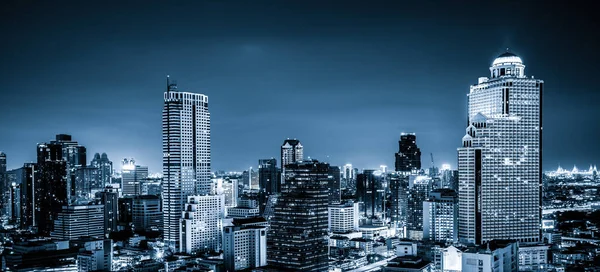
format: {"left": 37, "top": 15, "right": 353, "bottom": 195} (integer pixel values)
{"left": 162, "top": 78, "right": 211, "bottom": 250}
{"left": 35, "top": 142, "right": 68, "bottom": 235}
{"left": 395, "top": 133, "right": 421, "bottom": 172}
{"left": 51, "top": 205, "right": 104, "bottom": 240}
{"left": 258, "top": 158, "right": 280, "bottom": 213}
{"left": 389, "top": 173, "right": 409, "bottom": 233}
{"left": 100, "top": 187, "right": 119, "bottom": 236}
{"left": 357, "top": 170, "right": 386, "bottom": 219}
{"left": 280, "top": 139, "right": 303, "bottom": 172}
{"left": 328, "top": 201, "right": 359, "bottom": 233}
{"left": 267, "top": 160, "right": 329, "bottom": 271}
{"left": 342, "top": 163, "right": 355, "bottom": 190}
{"left": 0, "top": 152, "right": 7, "bottom": 217}
{"left": 328, "top": 165, "right": 341, "bottom": 204}
{"left": 180, "top": 195, "right": 224, "bottom": 254}
{"left": 90, "top": 153, "right": 113, "bottom": 189}
{"left": 74, "top": 166, "right": 99, "bottom": 200}
{"left": 132, "top": 195, "right": 162, "bottom": 232}
{"left": 121, "top": 158, "right": 149, "bottom": 196}
{"left": 223, "top": 224, "right": 267, "bottom": 271}
{"left": 423, "top": 189, "right": 458, "bottom": 243}
{"left": 51, "top": 134, "right": 87, "bottom": 204}
{"left": 458, "top": 51, "right": 542, "bottom": 245}
{"left": 15, "top": 163, "right": 36, "bottom": 229}
{"left": 406, "top": 175, "right": 433, "bottom": 239}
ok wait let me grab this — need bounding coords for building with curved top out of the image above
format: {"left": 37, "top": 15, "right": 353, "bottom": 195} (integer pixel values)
{"left": 458, "top": 51, "right": 542, "bottom": 245}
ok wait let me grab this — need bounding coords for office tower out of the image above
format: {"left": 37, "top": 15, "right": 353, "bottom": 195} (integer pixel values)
{"left": 74, "top": 166, "right": 98, "bottom": 200}
{"left": 406, "top": 176, "right": 433, "bottom": 239}
{"left": 35, "top": 142, "right": 68, "bottom": 235}
{"left": 0, "top": 152, "right": 6, "bottom": 217}
{"left": 258, "top": 159, "right": 280, "bottom": 194}
{"left": 50, "top": 134, "right": 87, "bottom": 203}
{"left": 267, "top": 160, "right": 329, "bottom": 271}
{"left": 15, "top": 163, "right": 36, "bottom": 229}
{"left": 163, "top": 78, "right": 211, "bottom": 250}
{"left": 328, "top": 201, "right": 359, "bottom": 233}
{"left": 458, "top": 52, "right": 542, "bottom": 245}
{"left": 8, "top": 180, "right": 20, "bottom": 225}
{"left": 219, "top": 178, "right": 238, "bottom": 207}
{"left": 223, "top": 224, "right": 267, "bottom": 271}
{"left": 280, "top": 139, "right": 303, "bottom": 172}
{"left": 132, "top": 195, "right": 163, "bottom": 232}
{"left": 118, "top": 196, "right": 133, "bottom": 226}
{"left": 90, "top": 153, "right": 113, "bottom": 189}
{"left": 100, "top": 187, "right": 119, "bottom": 236}
{"left": 121, "top": 158, "right": 149, "bottom": 196}
{"left": 180, "top": 195, "right": 224, "bottom": 254}
{"left": 395, "top": 133, "right": 421, "bottom": 172}
{"left": 77, "top": 239, "right": 113, "bottom": 272}
{"left": 51, "top": 205, "right": 104, "bottom": 240}
{"left": 140, "top": 176, "right": 162, "bottom": 196}
{"left": 342, "top": 163, "right": 355, "bottom": 189}
{"left": 423, "top": 189, "right": 458, "bottom": 243}
{"left": 462, "top": 240, "right": 518, "bottom": 272}
{"left": 356, "top": 170, "right": 386, "bottom": 218}
{"left": 328, "top": 165, "right": 341, "bottom": 204}
{"left": 389, "top": 174, "right": 409, "bottom": 232}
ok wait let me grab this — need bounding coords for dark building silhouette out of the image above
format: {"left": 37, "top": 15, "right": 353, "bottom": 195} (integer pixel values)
{"left": 101, "top": 187, "right": 119, "bottom": 236}
{"left": 91, "top": 153, "right": 113, "bottom": 189}
{"left": 258, "top": 158, "right": 280, "bottom": 214}
{"left": 406, "top": 176, "right": 433, "bottom": 238}
{"left": 35, "top": 142, "right": 68, "bottom": 235}
{"left": 328, "top": 166, "right": 341, "bottom": 204}
{"left": 389, "top": 173, "right": 409, "bottom": 228}
{"left": 267, "top": 160, "right": 329, "bottom": 271}
{"left": 395, "top": 133, "right": 421, "bottom": 172}
{"left": 357, "top": 170, "right": 386, "bottom": 218}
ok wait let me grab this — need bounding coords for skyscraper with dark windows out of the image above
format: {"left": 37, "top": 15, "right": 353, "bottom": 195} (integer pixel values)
{"left": 121, "top": 158, "right": 149, "bottom": 196}
{"left": 35, "top": 141, "right": 68, "bottom": 235}
{"left": 91, "top": 153, "right": 113, "bottom": 189}
{"left": 389, "top": 173, "right": 409, "bottom": 232}
{"left": 328, "top": 165, "right": 341, "bottom": 204}
{"left": 17, "top": 163, "right": 36, "bottom": 229}
{"left": 0, "top": 152, "right": 7, "bottom": 217}
{"left": 395, "top": 133, "right": 421, "bottom": 172}
{"left": 458, "top": 51, "right": 542, "bottom": 245}
{"left": 267, "top": 160, "right": 329, "bottom": 271}
{"left": 100, "top": 187, "right": 119, "bottom": 236}
{"left": 258, "top": 158, "right": 280, "bottom": 213}
{"left": 162, "top": 77, "right": 211, "bottom": 251}
{"left": 406, "top": 176, "right": 433, "bottom": 239}
{"left": 357, "top": 170, "right": 386, "bottom": 219}
{"left": 280, "top": 138, "right": 303, "bottom": 172}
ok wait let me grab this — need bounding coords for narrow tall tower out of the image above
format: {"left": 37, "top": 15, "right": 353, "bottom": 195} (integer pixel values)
{"left": 162, "top": 77, "right": 211, "bottom": 251}
{"left": 458, "top": 51, "right": 542, "bottom": 245}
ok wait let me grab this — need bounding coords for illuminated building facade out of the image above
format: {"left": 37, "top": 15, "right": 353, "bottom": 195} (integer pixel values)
{"left": 180, "top": 194, "right": 224, "bottom": 254}
{"left": 162, "top": 78, "right": 211, "bottom": 250}
{"left": 458, "top": 52, "right": 542, "bottom": 245}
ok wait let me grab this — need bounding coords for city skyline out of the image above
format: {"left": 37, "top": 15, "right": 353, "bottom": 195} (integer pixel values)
{"left": 1, "top": 1, "right": 599, "bottom": 172}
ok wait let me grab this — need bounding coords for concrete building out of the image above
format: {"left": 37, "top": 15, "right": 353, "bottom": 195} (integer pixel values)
{"left": 328, "top": 201, "right": 359, "bottom": 233}
{"left": 518, "top": 244, "right": 549, "bottom": 271}
{"left": 223, "top": 224, "right": 267, "bottom": 271}
{"left": 100, "top": 186, "right": 119, "bottom": 236}
{"left": 163, "top": 78, "right": 212, "bottom": 251}
{"left": 77, "top": 239, "right": 113, "bottom": 272}
{"left": 132, "top": 195, "right": 162, "bottom": 232}
{"left": 227, "top": 206, "right": 260, "bottom": 218}
{"left": 458, "top": 51, "right": 542, "bottom": 245}
{"left": 180, "top": 194, "right": 224, "bottom": 254}
{"left": 461, "top": 240, "right": 518, "bottom": 272}
{"left": 423, "top": 189, "right": 458, "bottom": 243}
{"left": 51, "top": 205, "right": 104, "bottom": 240}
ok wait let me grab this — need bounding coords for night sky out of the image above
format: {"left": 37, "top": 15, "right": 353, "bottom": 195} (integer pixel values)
{"left": 1, "top": 1, "right": 598, "bottom": 173}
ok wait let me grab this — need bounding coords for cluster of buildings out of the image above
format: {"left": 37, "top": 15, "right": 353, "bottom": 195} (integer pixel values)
{"left": 0, "top": 51, "right": 595, "bottom": 271}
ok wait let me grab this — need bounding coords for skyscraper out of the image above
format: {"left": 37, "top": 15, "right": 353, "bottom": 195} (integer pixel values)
{"left": 258, "top": 158, "right": 280, "bottom": 213}
{"left": 458, "top": 51, "right": 542, "bottom": 245}
{"left": 180, "top": 195, "right": 224, "bottom": 254}
{"left": 395, "top": 133, "right": 421, "bottom": 172}
{"left": 423, "top": 189, "right": 458, "bottom": 243}
{"left": 100, "top": 186, "right": 119, "bottom": 236}
{"left": 406, "top": 175, "right": 433, "bottom": 240}
{"left": 267, "top": 160, "right": 329, "bottom": 271}
{"left": 35, "top": 142, "right": 68, "bottom": 235}
{"left": 90, "top": 153, "right": 113, "bottom": 189}
{"left": 280, "top": 138, "right": 303, "bottom": 171}
{"left": 121, "top": 158, "right": 149, "bottom": 196}
{"left": 328, "top": 165, "right": 341, "bottom": 204}
{"left": 357, "top": 170, "right": 386, "bottom": 219}
{"left": 0, "top": 152, "right": 7, "bottom": 217}
{"left": 162, "top": 78, "right": 211, "bottom": 250}
{"left": 51, "top": 205, "right": 104, "bottom": 240}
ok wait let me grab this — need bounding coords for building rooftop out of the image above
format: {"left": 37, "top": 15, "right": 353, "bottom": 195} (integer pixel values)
{"left": 492, "top": 51, "right": 523, "bottom": 66}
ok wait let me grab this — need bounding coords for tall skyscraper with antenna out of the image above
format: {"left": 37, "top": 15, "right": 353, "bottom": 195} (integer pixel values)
{"left": 162, "top": 76, "right": 211, "bottom": 251}
{"left": 458, "top": 51, "right": 542, "bottom": 245}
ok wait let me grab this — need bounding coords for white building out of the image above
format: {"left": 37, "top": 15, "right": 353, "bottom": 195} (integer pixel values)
{"left": 280, "top": 139, "right": 303, "bottom": 172}
{"left": 432, "top": 245, "right": 462, "bottom": 272}
{"left": 328, "top": 202, "right": 359, "bottom": 233}
{"left": 227, "top": 207, "right": 260, "bottom": 218}
{"left": 121, "top": 158, "right": 148, "bottom": 196}
{"left": 163, "top": 78, "right": 212, "bottom": 251}
{"left": 462, "top": 240, "right": 518, "bottom": 272}
{"left": 77, "top": 239, "right": 113, "bottom": 272}
{"left": 180, "top": 195, "right": 224, "bottom": 254}
{"left": 423, "top": 189, "right": 458, "bottom": 243}
{"left": 518, "top": 244, "right": 549, "bottom": 271}
{"left": 223, "top": 225, "right": 267, "bottom": 271}
{"left": 458, "top": 51, "right": 542, "bottom": 245}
